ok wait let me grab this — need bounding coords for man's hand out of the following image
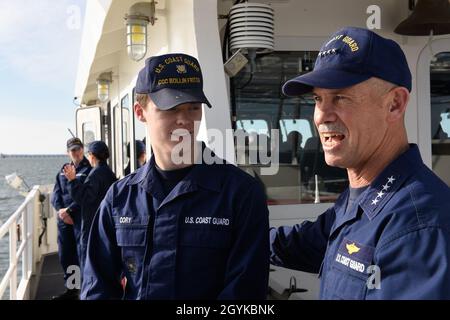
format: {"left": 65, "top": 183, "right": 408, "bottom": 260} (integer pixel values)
{"left": 63, "top": 215, "right": 74, "bottom": 225}
{"left": 58, "top": 208, "right": 74, "bottom": 225}
{"left": 58, "top": 208, "right": 68, "bottom": 220}
{"left": 63, "top": 164, "right": 76, "bottom": 181}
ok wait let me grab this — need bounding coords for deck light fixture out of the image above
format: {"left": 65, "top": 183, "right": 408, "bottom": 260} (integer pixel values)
{"left": 124, "top": 1, "right": 156, "bottom": 62}
{"left": 96, "top": 72, "right": 112, "bottom": 103}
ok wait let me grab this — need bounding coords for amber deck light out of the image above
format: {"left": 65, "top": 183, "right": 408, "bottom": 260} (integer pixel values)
{"left": 124, "top": 1, "right": 156, "bottom": 62}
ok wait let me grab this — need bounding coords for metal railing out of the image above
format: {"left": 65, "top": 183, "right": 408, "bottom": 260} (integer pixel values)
{"left": 0, "top": 186, "right": 39, "bottom": 300}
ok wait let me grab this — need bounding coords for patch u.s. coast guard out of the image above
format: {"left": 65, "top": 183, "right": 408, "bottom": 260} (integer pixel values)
{"left": 184, "top": 216, "right": 230, "bottom": 226}
{"left": 335, "top": 238, "right": 375, "bottom": 273}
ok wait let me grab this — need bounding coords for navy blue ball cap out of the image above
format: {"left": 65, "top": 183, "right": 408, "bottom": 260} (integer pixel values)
{"left": 67, "top": 137, "right": 83, "bottom": 150}
{"left": 136, "top": 140, "right": 146, "bottom": 155}
{"left": 135, "top": 53, "right": 212, "bottom": 110}
{"left": 282, "top": 27, "right": 412, "bottom": 96}
{"left": 87, "top": 141, "right": 109, "bottom": 158}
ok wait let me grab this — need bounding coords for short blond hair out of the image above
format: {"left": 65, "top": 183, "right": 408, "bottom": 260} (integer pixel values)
{"left": 135, "top": 93, "right": 149, "bottom": 109}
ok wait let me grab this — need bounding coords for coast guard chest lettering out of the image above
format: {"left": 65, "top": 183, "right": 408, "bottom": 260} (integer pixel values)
{"left": 184, "top": 216, "right": 230, "bottom": 226}
{"left": 119, "top": 217, "right": 132, "bottom": 224}
{"left": 335, "top": 238, "right": 375, "bottom": 274}
{"left": 335, "top": 253, "right": 366, "bottom": 272}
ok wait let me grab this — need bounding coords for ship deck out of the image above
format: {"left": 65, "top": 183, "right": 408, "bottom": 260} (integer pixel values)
{"left": 33, "top": 253, "right": 66, "bottom": 300}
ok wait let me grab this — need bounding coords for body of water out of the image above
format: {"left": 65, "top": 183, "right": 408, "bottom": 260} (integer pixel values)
{"left": 0, "top": 156, "right": 68, "bottom": 294}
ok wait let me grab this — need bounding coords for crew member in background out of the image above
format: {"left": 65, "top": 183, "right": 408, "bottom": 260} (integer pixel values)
{"left": 63, "top": 141, "right": 117, "bottom": 274}
{"left": 51, "top": 137, "right": 91, "bottom": 300}
{"left": 124, "top": 140, "right": 147, "bottom": 175}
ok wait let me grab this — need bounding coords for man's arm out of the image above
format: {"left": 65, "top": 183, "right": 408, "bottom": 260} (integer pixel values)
{"left": 81, "top": 191, "right": 123, "bottom": 299}
{"left": 51, "top": 173, "right": 64, "bottom": 211}
{"left": 368, "top": 226, "right": 450, "bottom": 299}
{"left": 218, "top": 182, "right": 270, "bottom": 300}
{"left": 270, "top": 208, "right": 335, "bottom": 273}
{"left": 66, "top": 168, "right": 88, "bottom": 215}
{"left": 66, "top": 202, "right": 81, "bottom": 215}
{"left": 67, "top": 171, "right": 101, "bottom": 206}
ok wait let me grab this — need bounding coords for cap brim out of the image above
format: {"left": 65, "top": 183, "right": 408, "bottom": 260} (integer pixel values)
{"left": 282, "top": 69, "right": 372, "bottom": 97}
{"left": 68, "top": 145, "right": 83, "bottom": 151}
{"left": 150, "top": 88, "right": 212, "bottom": 110}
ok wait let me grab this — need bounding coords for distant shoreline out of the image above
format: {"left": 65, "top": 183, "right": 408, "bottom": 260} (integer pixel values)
{"left": 0, "top": 154, "right": 66, "bottom": 158}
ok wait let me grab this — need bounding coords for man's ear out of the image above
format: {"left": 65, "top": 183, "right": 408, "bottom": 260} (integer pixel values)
{"left": 386, "top": 87, "right": 409, "bottom": 123}
{"left": 134, "top": 102, "right": 146, "bottom": 123}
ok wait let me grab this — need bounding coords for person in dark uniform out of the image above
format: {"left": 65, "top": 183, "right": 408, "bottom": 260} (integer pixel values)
{"left": 51, "top": 137, "right": 91, "bottom": 300}
{"left": 124, "top": 140, "right": 147, "bottom": 176}
{"left": 63, "top": 141, "right": 117, "bottom": 272}
{"left": 81, "top": 53, "right": 269, "bottom": 300}
{"left": 270, "top": 27, "right": 450, "bottom": 299}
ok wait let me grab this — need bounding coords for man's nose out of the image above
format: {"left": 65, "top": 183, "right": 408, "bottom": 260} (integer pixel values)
{"left": 175, "top": 109, "right": 191, "bottom": 126}
{"left": 314, "top": 100, "right": 337, "bottom": 125}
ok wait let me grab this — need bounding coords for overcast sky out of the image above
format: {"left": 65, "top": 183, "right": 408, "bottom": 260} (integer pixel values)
{"left": 0, "top": 0, "right": 86, "bottom": 154}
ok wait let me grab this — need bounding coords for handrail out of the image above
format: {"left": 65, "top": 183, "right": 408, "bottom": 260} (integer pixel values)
{"left": 0, "top": 186, "right": 39, "bottom": 300}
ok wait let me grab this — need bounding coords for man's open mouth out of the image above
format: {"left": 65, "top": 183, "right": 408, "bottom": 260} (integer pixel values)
{"left": 322, "top": 132, "right": 346, "bottom": 143}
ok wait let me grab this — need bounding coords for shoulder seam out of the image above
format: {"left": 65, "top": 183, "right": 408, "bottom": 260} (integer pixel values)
{"left": 375, "top": 224, "right": 450, "bottom": 254}
{"left": 405, "top": 181, "right": 422, "bottom": 224}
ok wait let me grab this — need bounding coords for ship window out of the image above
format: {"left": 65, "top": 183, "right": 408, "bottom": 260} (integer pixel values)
{"left": 121, "top": 94, "right": 130, "bottom": 176}
{"left": 113, "top": 103, "right": 120, "bottom": 174}
{"left": 236, "top": 119, "right": 269, "bottom": 135}
{"left": 82, "top": 122, "right": 96, "bottom": 146}
{"left": 279, "top": 119, "right": 312, "bottom": 148}
{"left": 431, "top": 52, "right": 450, "bottom": 186}
{"left": 231, "top": 51, "right": 348, "bottom": 205}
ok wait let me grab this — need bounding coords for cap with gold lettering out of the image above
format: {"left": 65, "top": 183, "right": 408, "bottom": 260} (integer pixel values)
{"left": 282, "top": 27, "right": 412, "bottom": 96}
{"left": 135, "top": 53, "right": 212, "bottom": 110}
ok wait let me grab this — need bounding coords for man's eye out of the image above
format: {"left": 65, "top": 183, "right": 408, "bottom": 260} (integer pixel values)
{"left": 313, "top": 96, "right": 321, "bottom": 102}
{"left": 334, "top": 95, "right": 348, "bottom": 102}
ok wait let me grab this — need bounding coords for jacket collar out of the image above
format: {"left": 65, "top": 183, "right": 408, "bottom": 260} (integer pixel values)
{"left": 331, "top": 144, "right": 423, "bottom": 235}
{"left": 127, "top": 145, "right": 224, "bottom": 194}
{"left": 358, "top": 144, "right": 423, "bottom": 220}
{"left": 74, "top": 157, "right": 90, "bottom": 170}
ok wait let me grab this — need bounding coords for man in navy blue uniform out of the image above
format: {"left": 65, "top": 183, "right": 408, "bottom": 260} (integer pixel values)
{"left": 270, "top": 27, "right": 450, "bottom": 299}
{"left": 81, "top": 53, "right": 269, "bottom": 300}
{"left": 64, "top": 141, "right": 117, "bottom": 272}
{"left": 51, "top": 137, "right": 91, "bottom": 299}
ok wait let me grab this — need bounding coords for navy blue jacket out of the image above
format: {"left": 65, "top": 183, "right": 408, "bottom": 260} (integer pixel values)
{"left": 81, "top": 154, "right": 269, "bottom": 300}
{"left": 270, "top": 144, "right": 450, "bottom": 299}
{"left": 51, "top": 157, "right": 91, "bottom": 214}
{"left": 68, "top": 162, "right": 117, "bottom": 247}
